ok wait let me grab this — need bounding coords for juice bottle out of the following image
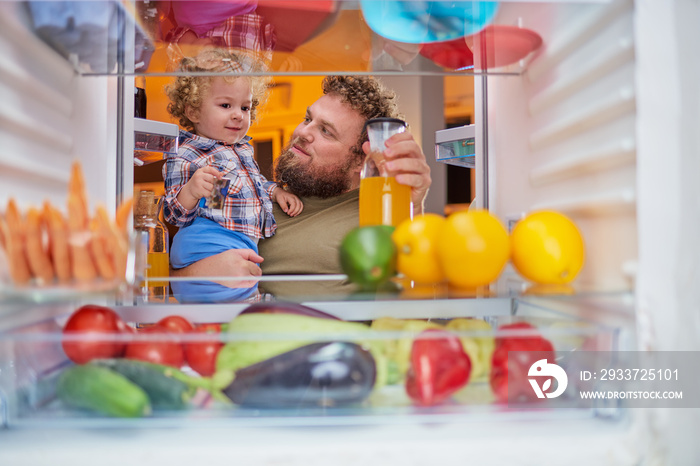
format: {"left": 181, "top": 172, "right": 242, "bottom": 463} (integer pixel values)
{"left": 146, "top": 252, "right": 170, "bottom": 288}
{"left": 359, "top": 176, "right": 411, "bottom": 227}
{"left": 360, "top": 117, "right": 410, "bottom": 227}
{"left": 134, "top": 191, "right": 170, "bottom": 300}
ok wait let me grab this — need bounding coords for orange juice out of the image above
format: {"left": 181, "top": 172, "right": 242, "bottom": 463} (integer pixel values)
{"left": 359, "top": 176, "right": 411, "bottom": 227}
{"left": 145, "top": 252, "right": 169, "bottom": 287}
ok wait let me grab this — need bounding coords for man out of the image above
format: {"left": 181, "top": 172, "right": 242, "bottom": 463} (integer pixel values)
{"left": 171, "top": 75, "right": 431, "bottom": 298}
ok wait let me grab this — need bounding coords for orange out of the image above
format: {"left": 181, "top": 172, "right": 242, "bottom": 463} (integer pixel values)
{"left": 523, "top": 283, "right": 576, "bottom": 296}
{"left": 510, "top": 210, "right": 585, "bottom": 284}
{"left": 436, "top": 209, "right": 510, "bottom": 289}
{"left": 391, "top": 214, "right": 446, "bottom": 284}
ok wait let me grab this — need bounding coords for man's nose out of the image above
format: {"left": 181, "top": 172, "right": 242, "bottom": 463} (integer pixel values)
{"left": 295, "top": 123, "right": 313, "bottom": 141}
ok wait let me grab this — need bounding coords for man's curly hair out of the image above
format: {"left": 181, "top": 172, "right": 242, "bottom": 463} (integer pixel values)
{"left": 165, "top": 48, "right": 270, "bottom": 131}
{"left": 322, "top": 76, "right": 403, "bottom": 165}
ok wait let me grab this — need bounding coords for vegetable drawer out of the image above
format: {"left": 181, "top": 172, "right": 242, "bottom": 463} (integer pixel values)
{"left": 0, "top": 295, "right": 629, "bottom": 429}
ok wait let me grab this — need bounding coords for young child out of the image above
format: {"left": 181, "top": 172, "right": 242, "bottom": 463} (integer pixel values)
{"left": 162, "top": 48, "right": 302, "bottom": 288}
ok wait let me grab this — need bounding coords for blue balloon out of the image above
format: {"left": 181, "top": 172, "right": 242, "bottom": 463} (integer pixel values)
{"left": 360, "top": 1, "right": 499, "bottom": 44}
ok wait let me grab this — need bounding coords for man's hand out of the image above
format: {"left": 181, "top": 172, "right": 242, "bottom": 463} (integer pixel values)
{"left": 171, "top": 249, "right": 263, "bottom": 288}
{"left": 363, "top": 132, "right": 432, "bottom": 215}
{"left": 272, "top": 187, "right": 304, "bottom": 217}
{"left": 177, "top": 166, "right": 222, "bottom": 210}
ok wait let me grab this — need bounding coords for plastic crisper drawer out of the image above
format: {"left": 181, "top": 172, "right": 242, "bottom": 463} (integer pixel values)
{"left": 0, "top": 295, "right": 626, "bottom": 429}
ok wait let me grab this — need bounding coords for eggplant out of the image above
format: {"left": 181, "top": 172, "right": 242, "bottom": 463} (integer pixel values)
{"left": 240, "top": 302, "right": 340, "bottom": 320}
{"left": 223, "top": 342, "right": 376, "bottom": 408}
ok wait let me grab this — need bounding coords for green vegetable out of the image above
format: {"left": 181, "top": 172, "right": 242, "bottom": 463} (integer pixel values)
{"left": 56, "top": 365, "right": 151, "bottom": 418}
{"left": 339, "top": 226, "right": 397, "bottom": 290}
{"left": 370, "top": 317, "right": 443, "bottom": 383}
{"left": 216, "top": 313, "right": 388, "bottom": 388}
{"left": 91, "top": 359, "right": 193, "bottom": 410}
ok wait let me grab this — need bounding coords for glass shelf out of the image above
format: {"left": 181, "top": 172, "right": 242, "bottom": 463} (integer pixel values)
{"left": 0, "top": 260, "right": 633, "bottom": 310}
{"left": 0, "top": 294, "right": 627, "bottom": 429}
{"left": 131, "top": 271, "right": 633, "bottom": 309}
{"left": 16, "top": 0, "right": 608, "bottom": 78}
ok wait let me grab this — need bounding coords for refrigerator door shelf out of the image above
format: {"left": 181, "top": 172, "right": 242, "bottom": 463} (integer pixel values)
{"left": 436, "top": 125, "right": 476, "bottom": 168}
{"left": 134, "top": 118, "right": 179, "bottom": 166}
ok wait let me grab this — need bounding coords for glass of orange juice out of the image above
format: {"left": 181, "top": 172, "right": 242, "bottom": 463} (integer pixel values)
{"left": 359, "top": 118, "right": 411, "bottom": 227}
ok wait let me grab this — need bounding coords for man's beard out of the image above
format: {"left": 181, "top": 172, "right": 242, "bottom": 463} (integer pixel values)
{"left": 274, "top": 140, "right": 356, "bottom": 198}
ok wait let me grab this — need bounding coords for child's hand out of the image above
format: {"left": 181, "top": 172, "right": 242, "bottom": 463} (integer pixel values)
{"left": 178, "top": 166, "right": 222, "bottom": 210}
{"left": 273, "top": 187, "right": 303, "bottom": 217}
{"left": 177, "top": 31, "right": 216, "bottom": 47}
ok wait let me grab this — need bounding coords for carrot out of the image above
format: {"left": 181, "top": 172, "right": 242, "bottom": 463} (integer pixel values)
{"left": 25, "top": 207, "right": 55, "bottom": 284}
{"left": 112, "top": 229, "right": 129, "bottom": 282}
{"left": 115, "top": 196, "right": 134, "bottom": 233}
{"left": 106, "top": 200, "right": 131, "bottom": 282}
{"left": 2, "top": 199, "right": 31, "bottom": 284}
{"left": 0, "top": 212, "right": 4, "bottom": 250}
{"left": 89, "top": 218, "right": 116, "bottom": 280}
{"left": 90, "top": 206, "right": 116, "bottom": 280}
{"left": 43, "top": 201, "right": 72, "bottom": 282}
{"left": 68, "top": 161, "right": 89, "bottom": 231}
{"left": 96, "top": 205, "right": 129, "bottom": 282}
{"left": 67, "top": 193, "right": 97, "bottom": 282}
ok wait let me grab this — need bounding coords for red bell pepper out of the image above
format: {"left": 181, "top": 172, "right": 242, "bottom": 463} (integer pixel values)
{"left": 405, "top": 329, "right": 472, "bottom": 406}
{"left": 490, "top": 322, "right": 555, "bottom": 403}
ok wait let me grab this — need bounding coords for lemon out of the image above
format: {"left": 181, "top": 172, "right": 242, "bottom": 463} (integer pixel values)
{"left": 339, "top": 225, "right": 397, "bottom": 289}
{"left": 392, "top": 214, "right": 446, "bottom": 284}
{"left": 436, "top": 209, "right": 510, "bottom": 289}
{"left": 510, "top": 210, "right": 585, "bottom": 284}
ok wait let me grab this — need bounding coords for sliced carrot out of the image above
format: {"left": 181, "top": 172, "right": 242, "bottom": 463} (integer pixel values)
{"left": 67, "top": 194, "right": 97, "bottom": 282}
{"left": 89, "top": 216, "right": 116, "bottom": 280}
{"left": 25, "top": 207, "right": 55, "bottom": 284}
{"left": 68, "top": 161, "right": 89, "bottom": 231}
{"left": 115, "top": 196, "right": 134, "bottom": 233}
{"left": 0, "top": 212, "right": 5, "bottom": 250}
{"left": 43, "top": 202, "right": 72, "bottom": 282}
{"left": 96, "top": 205, "right": 128, "bottom": 281}
{"left": 2, "top": 199, "right": 31, "bottom": 284}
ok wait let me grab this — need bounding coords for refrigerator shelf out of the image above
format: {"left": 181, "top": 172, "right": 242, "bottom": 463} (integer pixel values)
{"left": 0, "top": 298, "right": 625, "bottom": 429}
{"left": 0, "top": 271, "right": 633, "bottom": 312}
{"left": 4, "top": 0, "right": 604, "bottom": 79}
{"left": 435, "top": 125, "right": 476, "bottom": 168}
{"left": 133, "top": 118, "right": 179, "bottom": 166}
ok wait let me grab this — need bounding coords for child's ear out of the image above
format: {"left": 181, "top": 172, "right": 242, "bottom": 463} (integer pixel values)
{"left": 185, "top": 105, "right": 199, "bottom": 124}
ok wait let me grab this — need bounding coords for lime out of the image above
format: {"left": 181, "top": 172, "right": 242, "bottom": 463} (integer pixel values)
{"left": 339, "top": 226, "right": 397, "bottom": 289}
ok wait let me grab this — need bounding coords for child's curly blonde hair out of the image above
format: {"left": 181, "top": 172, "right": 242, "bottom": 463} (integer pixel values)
{"left": 165, "top": 48, "right": 270, "bottom": 131}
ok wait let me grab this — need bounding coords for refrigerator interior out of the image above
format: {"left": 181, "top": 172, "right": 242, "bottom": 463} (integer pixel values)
{"left": 1, "top": 0, "right": 699, "bottom": 464}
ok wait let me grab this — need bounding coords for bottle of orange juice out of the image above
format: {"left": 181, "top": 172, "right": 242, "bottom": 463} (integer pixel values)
{"left": 359, "top": 118, "right": 411, "bottom": 227}
{"left": 135, "top": 191, "right": 170, "bottom": 301}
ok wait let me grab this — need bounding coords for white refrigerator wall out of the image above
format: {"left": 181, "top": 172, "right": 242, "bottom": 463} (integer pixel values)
{"left": 636, "top": 2, "right": 700, "bottom": 463}
{"left": 482, "top": 2, "right": 700, "bottom": 462}
{"left": 483, "top": 0, "right": 638, "bottom": 292}
{"left": 0, "top": 2, "right": 118, "bottom": 215}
